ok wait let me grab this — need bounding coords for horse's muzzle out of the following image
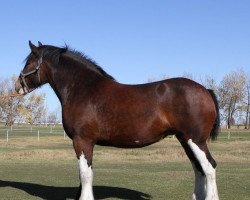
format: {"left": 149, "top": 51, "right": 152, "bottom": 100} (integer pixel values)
{"left": 15, "top": 79, "right": 26, "bottom": 95}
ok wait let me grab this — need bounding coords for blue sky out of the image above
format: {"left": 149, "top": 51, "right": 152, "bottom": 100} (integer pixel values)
{"left": 1, "top": 1, "right": 250, "bottom": 112}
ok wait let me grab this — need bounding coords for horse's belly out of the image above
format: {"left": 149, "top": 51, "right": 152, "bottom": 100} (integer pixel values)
{"left": 96, "top": 130, "right": 166, "bottom": 148}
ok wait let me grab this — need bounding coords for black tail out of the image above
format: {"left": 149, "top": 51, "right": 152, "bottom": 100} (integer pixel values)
{"left": 208, "top": 89, "right": 220, "bottom": 141}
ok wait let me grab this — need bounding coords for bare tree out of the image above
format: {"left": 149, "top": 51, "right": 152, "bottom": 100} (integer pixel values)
{"left": 47, "top": 112, "right": 57, "bottom": 124}
{"left": 1, "top": 75, "right": 48, "bottom": 125}
{"left": 0, "top": 77, "right": 6, "bottom": 121}
{"left": 0, "top": 76, "right": 24, "bottom": 126}
{"left": 218, "top": 69, "right": 246, "bottom": 129}
{"left": 201, "top": 75, "right": 218, "bottom": 91}
{"left": 243, "top": 76, "right": 250, "bottom": 129}
{"left": 182, "top": 72, "right": 194, "bottom": 80}
{"left": 23, "top": 91, "right": 46, "bottom": 125}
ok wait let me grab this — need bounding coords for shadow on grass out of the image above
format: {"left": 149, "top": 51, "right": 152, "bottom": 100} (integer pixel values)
{"left": 0, "top": 180, "right": 151, "bottom": 200}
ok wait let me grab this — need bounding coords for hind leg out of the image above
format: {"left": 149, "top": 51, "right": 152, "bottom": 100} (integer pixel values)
{"left": 177, "top": 135, "right": 218, "bottom": 200}
{"left": 187, "top": 139, "right": 219, "bottom": 200}
{"left": 177, "top": 137, "right": 206, "bottom": 199}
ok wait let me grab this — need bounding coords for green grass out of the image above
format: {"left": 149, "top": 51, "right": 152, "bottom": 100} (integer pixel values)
{"left": 0, "top": 126, "right": 250, "bottom": 199}
{"left": 219, "top": 131, "right": 250, "bottom": 141}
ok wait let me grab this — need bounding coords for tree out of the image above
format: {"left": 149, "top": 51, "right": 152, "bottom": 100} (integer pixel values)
{"left": 47, "top": 107, "right": 61, "bottom": 125}
{"left": 0, "top": 77, "right": 6, "bottom": 121}
{"left": 23, "top": 92, "right": 46, "bottom": 125}
{"left": 218, "top": 69, "right": 247, "bottom": 129}
{"left": 243, "top": 76, "right": 250, "bottom": 129}
{"left": 0, "top": 76, "right": 24, "bottom": 126}
{"left": 182, "top": 72, "right": 194, "bottom": 80}
{"left": 0, "top": 76, "right": 47, "bottom": 125}
{"left": 200, "top": 75, "right": 218, "bottom": 92}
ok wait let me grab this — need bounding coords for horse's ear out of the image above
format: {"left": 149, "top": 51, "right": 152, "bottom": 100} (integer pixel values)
{"left": 29, "top": 40, "right": 38, "bottom": 55}
{"left": 38, "top": 41, "right": 43, "bottom": 47}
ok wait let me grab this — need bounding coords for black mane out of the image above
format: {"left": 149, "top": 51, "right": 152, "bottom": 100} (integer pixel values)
{"left": 64, "top": 49, "right": 115, "bottom": 80}
{"left": 26, "top": 44, "right": 115, "bottom": 80}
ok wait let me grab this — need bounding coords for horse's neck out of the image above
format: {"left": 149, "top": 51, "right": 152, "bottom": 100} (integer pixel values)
{"left": 46, "top": 62, "right": 104, "bottom": 105}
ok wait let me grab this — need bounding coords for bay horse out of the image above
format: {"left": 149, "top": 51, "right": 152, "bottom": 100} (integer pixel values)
{"left": 15, "top": 41, "right": 220, "bottom": 200}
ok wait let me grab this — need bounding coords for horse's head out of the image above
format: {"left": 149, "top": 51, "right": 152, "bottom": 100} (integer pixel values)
{"left": 15, "top": 41, "right": 47, "bottom": 95}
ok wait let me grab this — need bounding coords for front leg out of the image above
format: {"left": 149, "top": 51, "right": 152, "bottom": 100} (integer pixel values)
{"left": 73, "top": 137, "right": 94, "bottom": 200}
{"left": 78, "top": 152, "right": 94, "bottom": 200}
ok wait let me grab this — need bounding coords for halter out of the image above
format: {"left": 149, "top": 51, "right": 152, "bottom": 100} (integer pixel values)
{"left": 20, "top": 56, "right": 43, "bottom": 93}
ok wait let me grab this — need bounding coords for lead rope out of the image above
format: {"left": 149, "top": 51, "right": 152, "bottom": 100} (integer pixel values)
{"left": 0, "top": 93, "right": 24, "bottom": 98}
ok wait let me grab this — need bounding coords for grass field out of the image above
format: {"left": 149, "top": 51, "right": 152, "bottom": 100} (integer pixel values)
{"left": 0, "top": 126, "right": 249, "bottom": 199}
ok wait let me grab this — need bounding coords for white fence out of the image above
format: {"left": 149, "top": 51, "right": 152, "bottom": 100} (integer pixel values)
{"left": 0, "top": 125, "right": 68, "bottom": 142}
{"left": 1, "top": 125, "right": 249, "bottom": 142}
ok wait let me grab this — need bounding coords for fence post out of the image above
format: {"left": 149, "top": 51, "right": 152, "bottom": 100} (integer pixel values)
{"left": 7, "top": 130, "right": 9, "bottom": 142}
{"left": 227, "top": 132, "right": 231, "bottom": 139}
{"left": 38, "top": 130, "right": 40, "bottom": 141}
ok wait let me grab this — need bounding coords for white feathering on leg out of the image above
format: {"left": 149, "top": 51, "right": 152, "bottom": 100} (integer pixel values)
{"left": 78, "top": 153, "right": 94, "bottom": 200}
{"left": 188, "top": 139, "right": 219, "bottom": 200}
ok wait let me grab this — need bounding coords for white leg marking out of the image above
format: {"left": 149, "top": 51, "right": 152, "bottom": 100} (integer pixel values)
{"left": 79, "top": 153, "right": 94, "bottom": 200}
{"left": 188, "top": 139, "right": 219, "bottom": 200}
{"left": 191, "top": 163, "right": 206, "bottom": 200}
